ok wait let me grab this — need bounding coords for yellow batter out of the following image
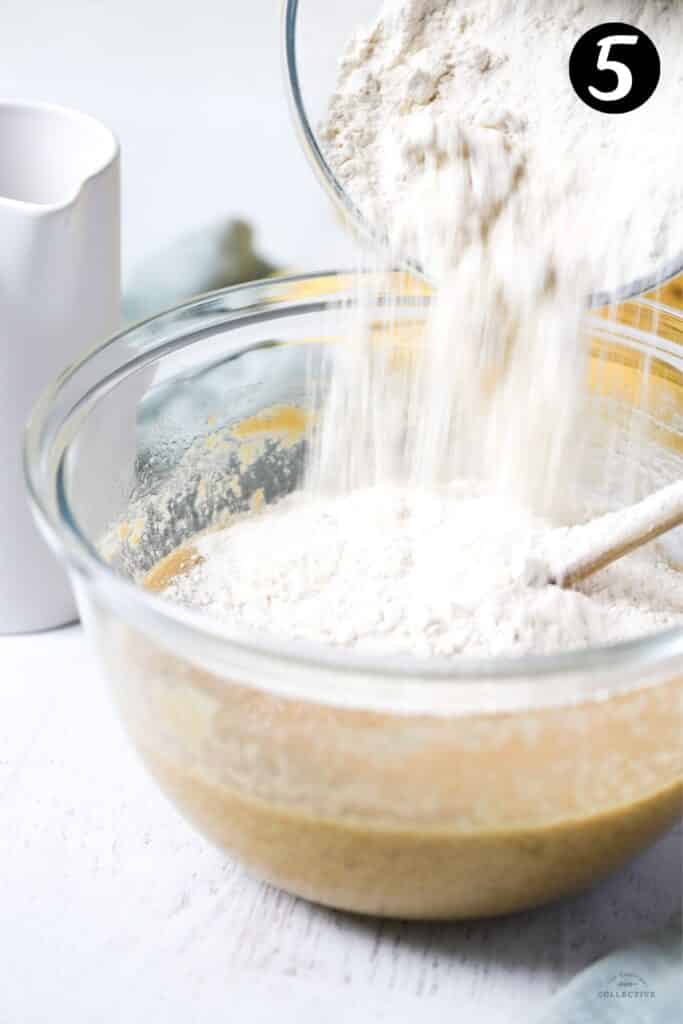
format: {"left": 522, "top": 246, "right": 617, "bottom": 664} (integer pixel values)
{"left": 94, "top": 548, "right": 683, "bottom": 919}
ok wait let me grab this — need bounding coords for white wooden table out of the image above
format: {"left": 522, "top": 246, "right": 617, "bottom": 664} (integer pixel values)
{"left": 1, "top": 627, "right": 680, "bottom": 1023}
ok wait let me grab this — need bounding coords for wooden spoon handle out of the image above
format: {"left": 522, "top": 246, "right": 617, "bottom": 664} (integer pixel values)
{"left": 556, "top": 481, "right": 683, "bottom": 588}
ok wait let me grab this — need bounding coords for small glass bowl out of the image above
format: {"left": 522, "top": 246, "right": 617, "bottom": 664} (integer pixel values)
{"left": 25, "top": 273, "right": 683, "bottom": 919}
{"left": 282, "top": 0, "right": 683, "bottom": 304}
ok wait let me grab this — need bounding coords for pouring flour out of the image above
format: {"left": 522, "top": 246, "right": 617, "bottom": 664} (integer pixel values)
{"left": 154, "top": 0, "right": 683, "bottom": 658}
{"left": 307, "top": 0, "right": 683, "bottom": 519}
{"left": 320, "top": 0, "right": 683, "bottom": 294}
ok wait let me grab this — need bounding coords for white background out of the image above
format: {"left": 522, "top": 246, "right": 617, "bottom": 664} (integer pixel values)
{"left": 0, "top": 0, "right": 372, "bottom": 284}
{"left": 1, "top": 2, "right": 681, "bottom": 1021}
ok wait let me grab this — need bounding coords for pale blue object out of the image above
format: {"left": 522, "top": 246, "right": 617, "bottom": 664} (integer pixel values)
{"left": 534, "top": 915, "right": 682, "bottom": 1023}
{"left": 123, "top": 219, "right": 276, "bottom": 324}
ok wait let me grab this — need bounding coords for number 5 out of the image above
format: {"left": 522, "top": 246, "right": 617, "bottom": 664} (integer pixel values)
{"left": 588, "top": 34, "right": 639, "bottom": 102}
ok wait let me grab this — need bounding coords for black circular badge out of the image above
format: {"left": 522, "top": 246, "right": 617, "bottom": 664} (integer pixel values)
{"left": 569, "top": 23, "right": 660, "bottom": 114}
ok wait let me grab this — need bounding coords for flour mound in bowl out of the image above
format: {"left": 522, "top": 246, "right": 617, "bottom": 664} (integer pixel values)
{"left": 159, "top": 486, "right": 682, "bottom": 658}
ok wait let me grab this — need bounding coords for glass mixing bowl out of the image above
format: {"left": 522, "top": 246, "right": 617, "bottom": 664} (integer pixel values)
{"left": 282, "top": 0, "right": 683, "bottom": 305}
{"left": 26, "top": 273, "right": 683, "bottom": 919}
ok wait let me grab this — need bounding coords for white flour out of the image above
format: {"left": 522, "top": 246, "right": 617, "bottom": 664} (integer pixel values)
{"left": 321, "top": 0, "right": 683, "bottom": 293}
{"left": 308, "top": 0, "right": 683, "bottom": 519}
{"left": 157, "top": 1, "right": 683, "bottom": 657}
{"left": 163, "top": 486, "right": 683, "bottom": 658}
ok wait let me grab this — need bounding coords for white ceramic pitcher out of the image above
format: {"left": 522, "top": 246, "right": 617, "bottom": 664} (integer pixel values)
{"left": 0, "top": 101, "right": 120, "bottom": 633}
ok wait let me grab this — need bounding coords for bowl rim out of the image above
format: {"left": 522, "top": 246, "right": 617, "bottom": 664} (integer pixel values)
{"left": 281, "top": 0, "right": 683, "bottom": 305}
{"left": 24, "top": 272, "right": 683, "bottom": 710}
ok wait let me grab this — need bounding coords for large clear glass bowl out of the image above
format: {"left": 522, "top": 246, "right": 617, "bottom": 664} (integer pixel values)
{"left": 282, "top": 0, "right": 683, "bottom": 304}
{"left": 26, "top": 273, "right": 683, "bottom": 919}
